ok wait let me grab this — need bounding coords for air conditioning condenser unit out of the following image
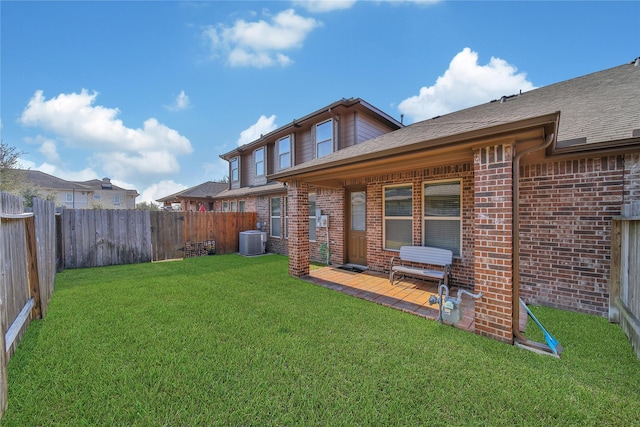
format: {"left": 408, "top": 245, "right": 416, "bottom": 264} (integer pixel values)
{"left": 239, "top": 230, "right": 266, "bottom": 256}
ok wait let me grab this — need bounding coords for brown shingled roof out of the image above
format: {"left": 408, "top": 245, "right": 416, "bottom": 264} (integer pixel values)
{"left": 270, "top": 60, "right": 640, "bottom": 180}
{"left": 156, "top": 181, "right": 228, "bottom": 202}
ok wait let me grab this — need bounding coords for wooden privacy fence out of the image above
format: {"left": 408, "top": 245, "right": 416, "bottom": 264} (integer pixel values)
{"left": 151, "top": 211, "right": 256, "bottom": 261}
{"left": 60, "top": 209, "right": 257, "bottom": 267}
{"left": 610, "top": 201, "right": 640, "bottom": 360}
{"left": 61, "top": 209, "right": 152, "bottom": 269}
{"left": 0, "top": 192, "right": 57, "bottom": 418}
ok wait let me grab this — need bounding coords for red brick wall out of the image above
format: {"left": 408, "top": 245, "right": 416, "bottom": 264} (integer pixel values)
{"left": 624, "top": 153, "right": 640, "bottom": 202}
{"left": 518, "top": 155, "right": 625, "bottom": 316}
{"left": 287, "top": 181, "right": 310, "bottom": 277}
{"left": 473, "top": 143, "right": 515, "bottom": 343}
{"left": 364, "top": 166, "right": 475, "bottom": 290}
{"left": 314, "top": 187, "right": 345, "bottom": 265}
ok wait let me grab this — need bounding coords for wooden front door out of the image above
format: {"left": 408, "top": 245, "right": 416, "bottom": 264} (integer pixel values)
{"left": 347, "top": 189, "right": 367, "bottom": 265}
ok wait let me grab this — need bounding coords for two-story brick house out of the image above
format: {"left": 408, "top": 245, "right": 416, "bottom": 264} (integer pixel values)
{"left": 268, "top": 59, "right": 640, "bottom": 345}
{"left": 216, "top": 98, "right": 403, "bottom": 256}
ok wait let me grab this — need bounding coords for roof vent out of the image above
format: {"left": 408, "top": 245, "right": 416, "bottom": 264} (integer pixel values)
{"left": 635, "top": 57, "right": 640, "bottom": 67}
{"left": 101, "top": 177, "right": 113, "bottom": 189}
{"left": 500, "top": 96, "right": 508, "bottom": 103}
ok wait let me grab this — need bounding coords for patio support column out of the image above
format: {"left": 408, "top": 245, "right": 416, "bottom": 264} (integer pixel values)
{"left": 287, "top": 179, "right": 310, "bottom": 277}
{"left": 473, "top": 142, "right": 515, "bottom": 344}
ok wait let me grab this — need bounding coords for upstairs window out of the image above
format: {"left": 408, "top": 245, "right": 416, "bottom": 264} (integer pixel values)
{"left": 423, "top": 180, "right": 461, "bottom": 256}
{"left": 230, "top": 157, "right": 239, "bottom": 182}
{"left": 278, "top": 136, "right": 291, "bottom": 170}
{"left": 255, "top": 147, "right": 265, "bottom": 177}
{"left": 384, "top": 185, "right": 413, "bottom": 250}
{"left": 316, "top": 120, "right": 333, "bottom": 158}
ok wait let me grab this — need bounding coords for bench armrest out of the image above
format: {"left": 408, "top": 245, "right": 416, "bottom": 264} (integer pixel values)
{"left": 390, "top": 256, "right": 400, "bottom": 268}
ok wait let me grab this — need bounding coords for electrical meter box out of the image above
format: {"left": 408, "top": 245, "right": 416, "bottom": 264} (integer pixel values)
{"left": 442, "top": 298, "right": 462, "bottom": 324}
{"left": 317, "top": 215, "right": 329, "bottom": 228}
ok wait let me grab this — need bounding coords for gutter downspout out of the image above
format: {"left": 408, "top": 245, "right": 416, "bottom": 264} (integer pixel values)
{"left": 512, "top": 122, "right": 558, "bottom": 353}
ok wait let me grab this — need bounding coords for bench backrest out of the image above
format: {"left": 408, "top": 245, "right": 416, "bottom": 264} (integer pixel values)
{"left": 399, "top": 246, "right": 453, "bottom": 267}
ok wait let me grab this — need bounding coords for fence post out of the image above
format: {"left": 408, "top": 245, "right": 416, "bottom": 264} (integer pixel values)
{"left": 25, "top": 216, "right": 42, "bottom": 320}
{"left": 609, "top": 219, "right": 621, "bottom": 323}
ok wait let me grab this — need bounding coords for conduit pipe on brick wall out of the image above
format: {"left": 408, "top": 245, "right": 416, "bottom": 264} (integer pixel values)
{"left": 512, "top": 125, "right": 557, "bottom": 354}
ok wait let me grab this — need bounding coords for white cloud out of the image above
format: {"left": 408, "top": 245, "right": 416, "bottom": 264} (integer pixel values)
{"left": 204, "top": 9, "right": 321, "bottom": 68}
{"left": 203, "top": 157, "right": 231, "bottom": 181}
{"left": 165, "top": 90, "right": 191, "bottom": 112}
{"left": 29, "top": 162, "right": 100, "bottom": 182}
{"left": 16, "top": 157, "right": 36, "bottom": 170}
{"left": 38, "top": 139, "right": 61, "bottom": 164}
{"left": 295, "top": 0, "right": 439, "bottom": 12}
{"left": 55, "top": 167, "right": 100, "bottom": 182}
{"left": 398, "top": 48, "right": 536, "bottom": 123}
{"left": 18, "top": 89, "right": 193, "bottom": 183}
{"left": 139, "top": 179, "right": 187, "bottom": 204}
{"left": 294, "top": 0, "right": 357, "bottom": 13}
{"left": 23, "top": 135, "right": 61, "bottom": 164}
{"left": 93, "top": 150, "right": 182, "bottom": 178}
{"left": 237, "top": 115, "right": 278, "bottom": 146}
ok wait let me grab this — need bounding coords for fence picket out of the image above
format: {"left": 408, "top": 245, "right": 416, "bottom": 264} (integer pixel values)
{"left": 610, "top": 201, "right": 640, "bottom": 359}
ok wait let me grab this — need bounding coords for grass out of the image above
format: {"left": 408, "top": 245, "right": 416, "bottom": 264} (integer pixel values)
{"left": 2, "top": 254, "right": 639, "bottom": 426}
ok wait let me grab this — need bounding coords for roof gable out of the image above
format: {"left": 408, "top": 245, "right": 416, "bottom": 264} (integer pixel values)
{"left": 219, "top": 98, "right": 403, "bottom": 160}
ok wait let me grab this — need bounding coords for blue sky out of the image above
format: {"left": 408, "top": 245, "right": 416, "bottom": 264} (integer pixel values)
{"left": 2, "top": 1, "right": 638, "bottom": 204}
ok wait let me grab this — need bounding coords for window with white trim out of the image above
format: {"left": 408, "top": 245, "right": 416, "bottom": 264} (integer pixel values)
{"left": 114, "top": 195, "right": 121, "bottom": 205}
{"left": 239, "top": 200, "right": 246, "bottom": 213}
{"left": 383, "top": 185, "right": 413, "bottom": 250}
{"left": 93, "top": 194, "right": 101, "bottom": 200}
{"left": 278, "top": 136, "right": 291, "bottom": 170}
{"left": 223, "top": 201, "right": 229, "bottom": 212}
{"left": 230, "top": 157, "right": 239, "bottom": 182}
{"left": 254, "top": 147, "right": 265, "bottom": 177}
{"left": 230, "top": 200, "right": 237, "bottom": 212}
{"left": 284, "top": 196, "right": 289, "bottom": 239}
{"left": 315, "top": 120, "right": 333, "bottom": 158}
{"left": 270, "top": 197, "right": 281, "bottom": 238}
{"left": 423, "top": 180, "right": 461, "bottom": 256}
{"left": 308, "top": 193, "right": 316, "bottom": 242}
{"left": 66, "top": 193, "right": 73, "bottom": 203}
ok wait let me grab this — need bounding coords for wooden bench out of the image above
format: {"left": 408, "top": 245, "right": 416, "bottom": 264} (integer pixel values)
{"left": 389, "top": 246, "right": 453, "bottom": 286}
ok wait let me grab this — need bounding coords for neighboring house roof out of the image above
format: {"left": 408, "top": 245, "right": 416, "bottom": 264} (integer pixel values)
{"left": 213, "top": 182, "right": 286, "bottom": 199}
{"left": 21, "top": 170, "right": 139, "bottom": 195}
{"left": 219, "top": 97, "right": 404, "bottom": 160}
{"left": 79, "top": 178, "right": 139, "bottom": 196}
{"left": 271, "top": 59, "right": 640, "bottom": 180}
{"left": 156, "top": 181, "right": 228, "bottom": 203}
{"left": 21, "top": 169, "right": 90, "bottom": 191}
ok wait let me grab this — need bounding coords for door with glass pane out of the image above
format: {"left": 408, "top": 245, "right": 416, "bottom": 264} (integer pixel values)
{"left": 347, "top": 190, "right": 367, "bottom": 265}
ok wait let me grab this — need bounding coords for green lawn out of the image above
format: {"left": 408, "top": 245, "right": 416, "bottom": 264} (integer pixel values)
{"left": 2, "top": 254, "right": 639, "bottom": 426}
